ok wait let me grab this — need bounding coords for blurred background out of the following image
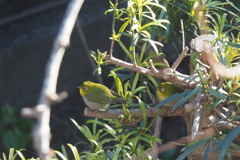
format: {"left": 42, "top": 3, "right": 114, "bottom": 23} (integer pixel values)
{"left": 0, "top": 0, "right": 198, "bottom": 159}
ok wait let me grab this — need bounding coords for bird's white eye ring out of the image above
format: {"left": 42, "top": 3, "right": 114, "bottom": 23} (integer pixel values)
{"left": 84, "top": 87, "right": 88, "bottom": 90}
{"left": 160, "top": 88, "right": 164, "bottom": 92}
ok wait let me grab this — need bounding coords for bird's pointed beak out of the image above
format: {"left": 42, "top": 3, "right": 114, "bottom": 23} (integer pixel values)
{"left": 76, "top": 86, "right": 81, "bottom": 89}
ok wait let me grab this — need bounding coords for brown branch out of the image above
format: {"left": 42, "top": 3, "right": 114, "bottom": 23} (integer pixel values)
{"left": 84, "top": 106, "right": 188, "bottom": 120}
{"left": 153, "top": 116, "right": 163, "bottom": 160}
{"left": 104, "top": 54, "right": 197, "bottom": 89}
{"left": 171, "top": 46, "right": 189, "bottom": 70}
{"left": 148, "top": 59, "right": 158, "bottom": 74}
{"left": 171, "top": 19, "right": 189, "bottom": 70}
{"left": 185, "top": 92, "right": 204, "bottom": 112}
{"left": 209, "top": 115, "right": 237, "bottom": 130}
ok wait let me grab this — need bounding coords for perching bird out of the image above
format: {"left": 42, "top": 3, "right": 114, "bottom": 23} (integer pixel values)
{"left": 156, "top": 82, "right": 183, "bottom": 107}
{"left": 78, "top": 81, "right": 126, "bottom": 111}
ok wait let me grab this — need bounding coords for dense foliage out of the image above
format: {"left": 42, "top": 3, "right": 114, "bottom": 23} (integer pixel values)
{"left": 1, "top": 0, "right": 240, "bottom": 159}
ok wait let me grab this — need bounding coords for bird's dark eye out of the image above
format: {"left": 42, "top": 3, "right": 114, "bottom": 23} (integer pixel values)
{"left": 160, "top": 88, "right": 164, "bottom": 92}
{"left": 84, "top": 87, "right": 88, "bottom": 90}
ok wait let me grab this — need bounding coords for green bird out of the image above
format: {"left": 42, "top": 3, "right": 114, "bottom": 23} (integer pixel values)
{"left": 78, "top": 81, "right": 126, "bottom": 111}
{"left": 156, "top": 82, "right": 183, "bottom": 107}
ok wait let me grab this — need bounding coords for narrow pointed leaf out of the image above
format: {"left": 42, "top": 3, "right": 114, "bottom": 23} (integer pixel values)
{"left": 172, "top": 86, "right": 200, "bottom": 111}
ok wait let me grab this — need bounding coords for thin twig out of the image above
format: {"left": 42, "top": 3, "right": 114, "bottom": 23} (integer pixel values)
{"left": 181, "top": 19, "right": 185, "bottom": 51}
{"left": 76, "top": 20, "right": 103, "bottom": 83}
{"left": 214, "top": 108, "right": 240, "bottom": 126}
{"left": 171, "top": 20, "right": 188, "bottom": 70}
{"left": 109, "top": 0, "right": 118, "bottom": 57}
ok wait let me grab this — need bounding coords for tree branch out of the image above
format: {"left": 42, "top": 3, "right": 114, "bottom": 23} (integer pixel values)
{"left": 84, "top": 106, "right": 188, "bottom": 120}
{"left": 104, "top": 54, "right": 197, "bottom": 89}
{"left": 171, "top": 19, "right": 188, "bottom": 70}
{"left": 21, "top": 0, "right": 85, "bottom": 159}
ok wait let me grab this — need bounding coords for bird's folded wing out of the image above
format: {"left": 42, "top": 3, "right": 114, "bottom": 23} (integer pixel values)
{"left": 86, "top": 93, "right": 112, "bottom": 104}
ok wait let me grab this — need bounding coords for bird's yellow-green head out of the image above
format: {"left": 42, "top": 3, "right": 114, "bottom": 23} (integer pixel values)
{"left": 157, "top": 82, "right": 183, "bottom": 107}
{"left": 78, "top": 81, "right": 126, "bottom": 111}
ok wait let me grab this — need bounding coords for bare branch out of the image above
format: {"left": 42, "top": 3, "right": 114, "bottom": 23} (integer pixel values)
{"left": 148, "top": 59, "right": 158, "bottom": 74}
{"left": 84, "top": 106, "right": 188, "bottom": 120}
{"left": 209, "top": 115, "right": 237, "bottom": 130}
{"left": 104, "top": 54, "right": 197, "bottom": 89}
{"left": 191, "top": 103, "right": 202, "bottom": 140}
{"left": 171, "top": 46, "right": 189, "bottom": 70}
{"left": 171, "top": 19, "right": 188, "bottom": 70}
{"left": 153, "top": 116, "right": 163, "bottom": 160}
{"left": 21, "top": 0, "right": 85, "bottom": 159}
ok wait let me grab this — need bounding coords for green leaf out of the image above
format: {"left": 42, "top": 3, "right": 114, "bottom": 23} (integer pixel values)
{"left": 203, "top": 142, "right": 211, "bottom": 160}
{"left": 176, "top": 137, "right": 213, "bottom": 160}
{"left": 71, "top": 119, "right": 93, "bottom": 139}
{"left": 118, "top": 40, "right": 133, "bottom": 60}
{"left": 172, "top": 86, "right": 201, "bottom": 111}
{"left": 118, "top": 20, "right": 130, "bottom": 33}
{"left": 214, "top": 127, "right": 240, "bottom": 160}
{"left": 61, "top": 145, "right": 68, "bottom": 160}
{"left": 132, "top": 72, "right": 140, "bottom": 92}
{"left": 112, "top": 144, "right": 123, "bottom": 160}
{"left": 206, "top": 88, "right": 227, "bottom": 100}
{"left": 16, "top": 150, "right": 26, "bottom": 160}
{"left": 227, "top": 42, "right": 240, "bottom": 48}
{"left": 155, "top": 89, "right": 193, "bottom": 108}
{"left": 8, "top": 148, "right": 14, "bottom": 160}
{"left": 209, "top": 99, "right": 224, "bottom": 108}
{"left": 146, "top": 75, "right": 158, "bottom": 88}
{"left": 55, "top": 150, "right": 68, "bottom": 160}
{"left": 143, "top": 133, "right": 162, "bottom": 142}
{"left": 67, "top": 144, "right": 80, "bottom": 160}
{"left": 109, "top": 71, "right": 124, "bottom": 97}
{"left": 130, "top": 34, "right": 139, "bottom": 51}
{"left": 219, "top": 13, "right": 227, "bottom": 33}
{"left": 131, "top": 86, "right": 146, "bottom": 95}
{"left": 145, "top": 2, "right": 167, "bottom": 12}
{"left": 131, "top": 134, "right": 141, "bottom": 152}
{"left": 3, "top": 152, "right": 7, "bottom": 160}
{"left": 136, "top": 96, "right": 147, "bottom": 128}
{"left": 87, "top": 119, "right": 116, "bottom": 136}
{"left": 143, "top": 52, "right": 163, "bottom": 62}
{"left": 141, "top": 19, "right": 169, "bottom": 30}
